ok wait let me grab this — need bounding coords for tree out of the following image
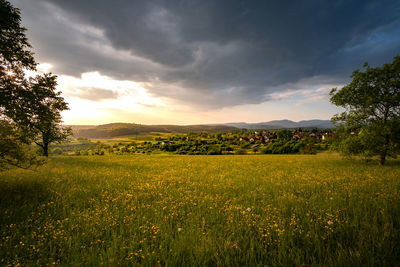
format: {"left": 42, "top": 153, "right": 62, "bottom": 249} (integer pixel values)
{"left": 0, "top": 0, "right": 39, "bottom": 168}
{"left": 26, "top": 74, "right": 72, "bottom": 157}
{"left": 0, "top": 120, "right": 44, "bottom": 169}
{"left": 0, "top": 0, "right": 36, "bottom": 109}
{"left": 276, "top": 129, "right": 292, "bottom": 141}
{"left": 1, "top": 0, "right": 71, "bottom": 167}
{"left": 330, "top": 56, "right": 400, "bottom": 165}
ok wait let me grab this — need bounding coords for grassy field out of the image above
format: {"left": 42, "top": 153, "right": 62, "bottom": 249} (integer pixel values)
{"left": 1, "top": 153, "right": 399, "bottom": 266}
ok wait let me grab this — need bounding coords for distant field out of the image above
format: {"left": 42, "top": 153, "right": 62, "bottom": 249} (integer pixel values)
{"left": 70, "top": 123, "right": 238, "bottom": 139}
{"left": 1, "top": 154, "right": 399, "bottom": 265}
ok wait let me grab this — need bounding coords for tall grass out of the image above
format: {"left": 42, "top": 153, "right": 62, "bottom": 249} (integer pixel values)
{"left": 1, "top": 153, "right": 399, "bottom": 265}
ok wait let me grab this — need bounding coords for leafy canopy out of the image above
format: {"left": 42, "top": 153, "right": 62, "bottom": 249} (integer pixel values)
{"left": 1, "top": 0, "right": 36, "bottom": 117}
{"left": 330, "top": 56, "right": 400, "bottom": 165}
{"left": 28, "top": 74, "right": 71, "bottom": 157}
{"left": 0, "top": 0, "right": 71, "bottom": 168}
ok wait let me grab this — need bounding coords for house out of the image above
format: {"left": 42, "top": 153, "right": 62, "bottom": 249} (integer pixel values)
{"left": 293, "top": 134, "right": 301, "bottom": 140}
{"left": 322, "top": 132, "right": 335, "bottom": 140}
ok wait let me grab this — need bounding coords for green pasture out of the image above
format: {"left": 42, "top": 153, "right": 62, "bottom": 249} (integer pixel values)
{"left": 1, "top": 154, "right": 399, "bottom": 266}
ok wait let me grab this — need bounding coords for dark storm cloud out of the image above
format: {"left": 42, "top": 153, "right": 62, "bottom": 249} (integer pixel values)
{"left": 12, "top": 0, "right": 166, "bottom": 80}
{"left": 12, "top": 0, "right": 400, "bottom": 107}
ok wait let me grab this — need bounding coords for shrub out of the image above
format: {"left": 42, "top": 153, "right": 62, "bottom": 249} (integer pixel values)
{"left": 262, "top": 140, "right": 304, "bottom": 154}
{"left": 235, "top": 149, "right": 247, "bottom": 155}
{"left": 240, "top": 143, "right": 251, "bottom": 149}
{"left": 207, "top": 150, "right": 221, "bottom": 155}
{"left": 299, "top": 138, "right": 316, "bottom": 154}
{"left": 52, "top": 148, "right": 63, "bottom": 155}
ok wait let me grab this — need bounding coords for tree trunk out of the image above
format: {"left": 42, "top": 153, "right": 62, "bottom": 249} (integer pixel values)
{"left": 43, "top": 143, "right": 49, "bottom": 157}
{"left": 379, "top": 109, "right": 390, "bottom": 166}
{"left": 379, "top": 141, "right": 388, "bottom": 166}
{"left": 380, "top": 133, "right": 390, "bottom": 166}
{"left": 379, "top": 152, "right": 386, "bottom": 165}
{"left": 42, "top": 131, "right": 49, "bottom": 157}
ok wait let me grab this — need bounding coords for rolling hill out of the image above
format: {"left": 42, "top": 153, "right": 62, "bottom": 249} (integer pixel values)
{"left": 70, "top": 123, "right": 238, "bottom": 139}
{"left": 69, "top": 120, "right": 333, "bottom": 139}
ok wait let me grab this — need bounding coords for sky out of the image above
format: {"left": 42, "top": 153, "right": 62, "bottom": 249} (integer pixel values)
{"left": 11, "top": 0, "right": 400, "bottom": 125}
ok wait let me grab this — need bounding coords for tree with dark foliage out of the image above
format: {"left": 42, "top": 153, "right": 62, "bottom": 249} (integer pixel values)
{"left": 0, "top": 0, "right": 70, "bottom": 167}
{"left": 27, "top": 74, "right": 72, "bottom": 157}
{"left": 0, "top": 0, "right": 38, "bottom": 168}
{"left": 330, "top": 57, "right": 400, "bottom": 165}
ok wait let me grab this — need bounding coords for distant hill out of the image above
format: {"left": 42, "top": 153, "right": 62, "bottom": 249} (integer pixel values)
{"left": 70, "top": 123, "right": 238, "bottom": 139}
{"left": 69, "top": 120, "right": 333, "bottom": 139}
{"left": 221, "top": 119, "right": 333, "bottom": 129}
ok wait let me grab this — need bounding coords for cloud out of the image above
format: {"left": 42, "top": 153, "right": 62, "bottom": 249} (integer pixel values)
{"left": 66, "top": 87, "right": 118, "bottom": 101}
{"left": 56, "top": 71, "right": 165, "bottom": 112}
{"left": 12, "top": 0, "right": 400, "bottom": 108}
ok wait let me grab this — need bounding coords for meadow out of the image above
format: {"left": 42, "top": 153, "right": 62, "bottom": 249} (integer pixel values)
{"left": 0, "top": 153, "right": 399, "bottom": 266}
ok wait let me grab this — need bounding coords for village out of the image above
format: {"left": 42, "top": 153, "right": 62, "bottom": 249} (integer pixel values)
{"left": 236, "top": 129, "right": 336, "bottom": 143}
{"left": 105, "top": 128, "right": 339, "bottom": 155}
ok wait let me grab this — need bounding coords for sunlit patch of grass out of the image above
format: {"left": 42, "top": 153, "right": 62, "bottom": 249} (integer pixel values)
{"left": 1, "top": 154, "right": 399, "bottom": 265}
